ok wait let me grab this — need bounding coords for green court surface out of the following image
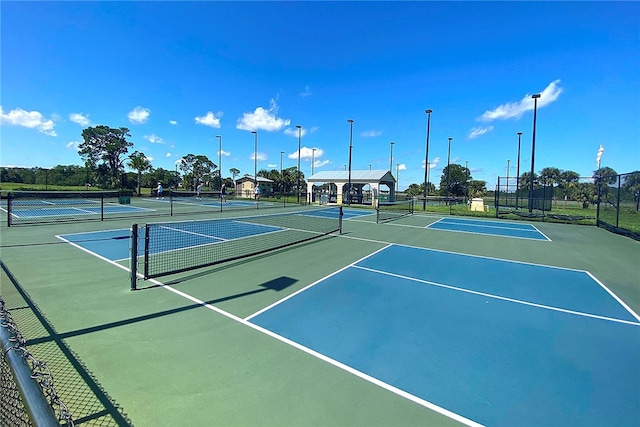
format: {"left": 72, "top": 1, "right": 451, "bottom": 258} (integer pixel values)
{"left": 1, "top": 206, "right": 638, "bottom": 426}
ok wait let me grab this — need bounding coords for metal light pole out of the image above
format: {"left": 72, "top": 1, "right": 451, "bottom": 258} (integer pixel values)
{"left": 280, "top": 150, "right": 284, "bottom": 193}
{"left": 216, "top": 135, "right": 222, "bottom": 190}
{"left": 529, "top": 94, "right": 541, "bottom": 213}
{"left": 296, "top": 125, "right": 302, "bottom": 203}
{"left": 516, "top": 131, "right": 522, "bottom": 209}
{"left": 312, "top": 148, "right": 316, "bottom": 176}
{"left": 347, "top": 119, "right": 354, "bottom": 206}
{"left": 389, "top": 141, "right": 395, "bottom": 173}
{"left": 446, "top": 137, "right": 453, "bottom": 205}
{"left": 506, "top": 159, "right": 510, "bottom": 206}
{"left": 465, "top": 160, "right": 469, "bottom": 202}
{"left": 251, "top": 131, "right": 258, "bottom": 192}
{"left": 423, "top": 109, "right": 432, "bottom": 210}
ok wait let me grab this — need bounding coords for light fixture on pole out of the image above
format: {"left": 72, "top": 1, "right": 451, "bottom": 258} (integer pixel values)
{"left": 251, "top": 131, "right": 258, "bottom": 191}
{"left": 216, "top": 135, "right": 222, "bottom": 190}
{"left": 347, "top": 119, "right": 354, "bottom": 206}
{"left": 446, "top": 137, "right": 453, "bottom": 205}
{"left": 389, "top": 141, "right": 395, "bottom": 173}
{"left": 423, "top": 109, "right": 432, "bottom": 210}
{"left": 296, "top": 125, "right": 302, "bottom": 203}
{"left": 516, "top": 131, "right": 522, "bottom": 209}
{"left": 529, "top": 94, "right": 541, "bottom": 213}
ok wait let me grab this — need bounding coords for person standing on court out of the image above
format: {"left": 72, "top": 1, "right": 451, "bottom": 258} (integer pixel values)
{"left": 221, "top": 183, "right": 227, "bottom": 203}
{"left": 254, "top": 184, "right": 260, "bottom": 202}
{"left": 196, "top": 182, "right": 202, "bottom": 200}
{"left": 156, "top": 182, "right": 164, "bottom": 199}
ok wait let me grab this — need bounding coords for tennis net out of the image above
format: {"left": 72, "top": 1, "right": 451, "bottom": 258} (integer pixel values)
{"left": 376, "top": 199, "right": 414, "bottom": 223}
{"left": 7, "top": 190, "right": 123, "bottom": 226}
{"left": 131, "top": 207, "right": 343, "bottom": 282}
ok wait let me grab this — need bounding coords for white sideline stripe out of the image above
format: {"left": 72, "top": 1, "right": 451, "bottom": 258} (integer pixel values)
{"left": 439, "top": 219, "right": 537, "bottom": 232}
{"left": 149, "top": 276, "right": 483, "bottom": 427}
{"left": 426, "top": 220, "right": 550, "bottom": 241}
{"left": 244, "top": 244, "right": 393, "bottom": 321}
{"left": 352, "top": 265, "right": 640, "bottom": 326}
{"left": 586, "top": 270, "right": 640, "bottom": 323}
{"left": 159, "top": 225, "right": 228, "bottom": 241}
{"left": 55, "top": 235, "right": 133, "bottom": 273}
{"left": 335, "top": 234, "right": 640, "bottom": 322}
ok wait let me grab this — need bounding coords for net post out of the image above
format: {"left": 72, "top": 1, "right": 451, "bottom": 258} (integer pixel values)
{"left": 100, "top": 193, "right": 105, "bottom": 221}
{"left": 170, "top": 191, "right": 174, "bottom": 216}
{"left": 7, "top": 191, "right": 12, "bottom": 227}
{"left": 130, "top": 224, "right": 138, "bottom": 291}
{"left": 143, "top": 224, "right": 150, "bottom": 279}
{"left": 339, "top": 206, "right": 344, "bottom": 234}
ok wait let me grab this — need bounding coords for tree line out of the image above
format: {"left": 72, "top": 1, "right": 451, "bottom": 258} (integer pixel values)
{"left": 1, "top": 125, "right": 638, "bottom": 209}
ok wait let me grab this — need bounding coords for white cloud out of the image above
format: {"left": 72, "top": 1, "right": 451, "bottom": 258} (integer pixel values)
{"left": 218, "top": 149, "right": 231, "bottom": 157}
{"left": 0, "top": 106, "right": 57, "bottom": 136}
{"left": 284, "top": 126, "right": 319, "bottom": 137}
{"left": 128, "top": 106, "right": 150, "bottom": 124}
{"left": 468, "top": 126, "right": 494, "bottom": 139}
{"left": 236, "top": 99, "right": 291, "bottom": 131}
{"left": 250, "top": 152, "right": 268, "bottom": 161}
{"left": 361, "top": 130, "right": 382, "bottom": 137}
{"left": 423, "top": 156, "right": 440, "bottom": 169}
{"left": 289, "top": 147, "right": 324, "bottom": 160}
{"left": 146, "top": 156, "right": 154, "bottom": 162}
{"left": 66, "top": 141, "right": 80, "bottom": 151}
{"left": 267, "top": 163, "right": 278, "bottom": 168}
{"left": 144, "top": 134, "right": 164, "bottom": 144}
{"left": 169, "top": 120, "right": 178, "bottom": 125}
{"left": 314, "top": 159, "right": 331, "bottom": 168}
{"left": 478, "top": 79, "right": 563, "bottom": 122}
{"left": 299, "top": 85, "right": 312, "bottom": 98}
{"left": 69, "top": 113, "right": 90, "bottom": 126}
{"left": 397, "top": 164, "right": 407, "bottom": 171}
{"left": 195, "top": 111, "right": 222, "bottom": 128}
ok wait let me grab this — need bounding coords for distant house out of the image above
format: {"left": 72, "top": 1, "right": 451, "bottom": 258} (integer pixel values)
{"left": 234, "top": 176, "right": 274, "bottom": 198}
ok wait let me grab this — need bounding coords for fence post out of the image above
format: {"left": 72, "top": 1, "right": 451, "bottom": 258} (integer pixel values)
{"left": 7, "top": 191, "right": 12, "bottom": 227}
{"left": 130, "top": 223, "right": 138, "bottom": 291}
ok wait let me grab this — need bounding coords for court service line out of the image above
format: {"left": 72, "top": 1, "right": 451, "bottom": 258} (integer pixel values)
{"left": 147, "top": 275, "right": 484, "bottom": 427}
{"left": 158, "top": 225, "right": 229, "bottom": 241}
{"left": 435, "top": 219, "right": 536, "bottom": 232}
{"left": 424, "top": 225, "right": 550, "bottom": 242}
{"left": 55, "top": 235, "right": 135, "bottom": 273}
{"left": 353, "top": 265, "right": 640, "bottom": 326}
{"left": 244, "top": 244, "right": 393, "bottom": 321}
{"left": 586, "top": 271, "right": 640, "bottom": 323}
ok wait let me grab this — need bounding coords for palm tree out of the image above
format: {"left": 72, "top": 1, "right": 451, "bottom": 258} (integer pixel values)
{"left": 126, "top": 151, "right": 152, "bottom": 196}
{"left": 558, "top": 170, "right": 580, "bottom": 207}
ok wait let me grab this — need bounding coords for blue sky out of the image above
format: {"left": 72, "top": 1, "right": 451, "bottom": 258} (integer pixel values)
{"left": 1, "top": 1, "right": 639, "bottom": 189}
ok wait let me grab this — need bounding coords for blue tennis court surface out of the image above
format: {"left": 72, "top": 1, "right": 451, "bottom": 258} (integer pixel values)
{"left": 4, "top": 203, "right": 152, "bottom": 218}
{"left": 427, "top": 217, "right": 550, "bottom": 240}
{"left": 57, "top": 209, "right": 343, "bottom": 262}
{"left": 249, "top": 244, "right": 640, "bottom": 427}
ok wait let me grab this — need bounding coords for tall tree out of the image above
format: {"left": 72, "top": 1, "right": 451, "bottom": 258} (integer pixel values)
{"left": 78, "top": 126, "right": 133, "bottom": 189}
{"left": 439, "top": 164, "right": 470, "bottom": 198}
{"left": 126, "top": 151, "right": 152, "bottom": 195}
{"left": 229, "top": 168, "right": 240, "bottom": 184}
{"left": 622, "top": 171, "right": 640, "bottom": 211}
{"left": 539, "top": 167, "right": 562, "bottom": 187}
{"left": 179, "top": 154, "right": 216, "bottom": 190}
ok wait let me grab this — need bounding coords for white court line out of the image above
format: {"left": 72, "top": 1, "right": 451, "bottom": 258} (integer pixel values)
{"left": 146, "top": 272, "right": 484, "bottom": 427}
{"left": 336, "top": 234, "right": 640, "bottom": 322}
{"left": 353, "top": 264, "right": 640, "bottom": 326}
{"left": 245, "top": 244, "right": 393, "bottom": 321}
{"left": 425, "top": 222, "right": 550, "bottom": 241}
{"left": 158, "top": 225, "right": 228, "bottom": 241}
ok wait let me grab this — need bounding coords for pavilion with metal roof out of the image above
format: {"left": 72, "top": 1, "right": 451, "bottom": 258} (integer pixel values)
{"left": 306, "top": 170, "right": 396, "bottom": 205}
